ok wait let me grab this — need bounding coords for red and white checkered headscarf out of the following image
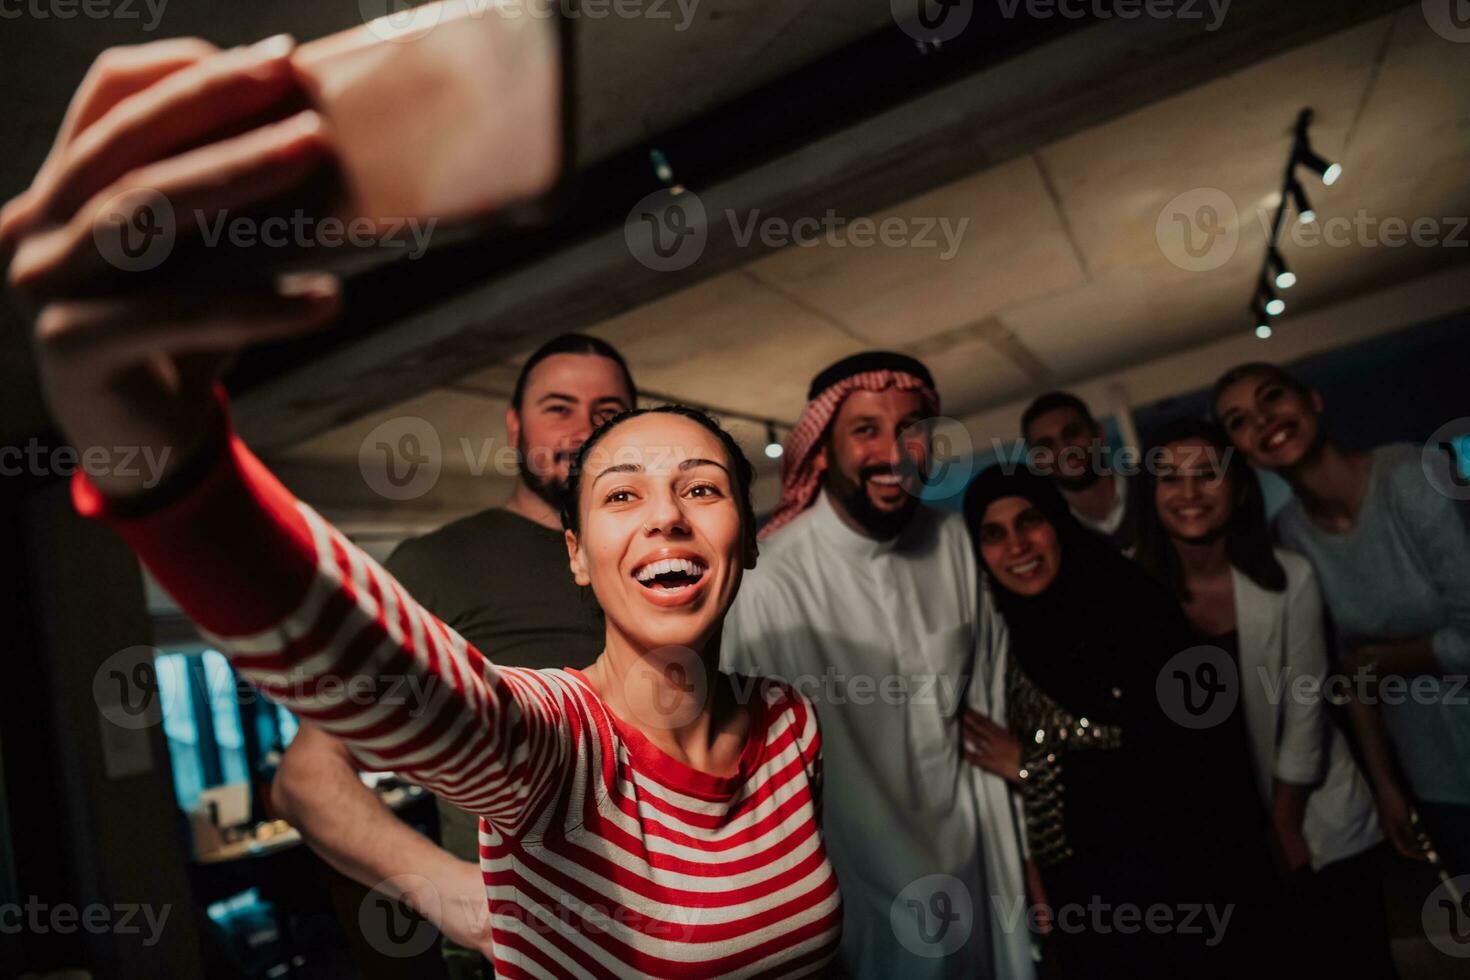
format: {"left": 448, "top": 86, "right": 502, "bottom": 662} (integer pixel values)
{"left": 761, "top": 353, "right": 938, "bottom": 540}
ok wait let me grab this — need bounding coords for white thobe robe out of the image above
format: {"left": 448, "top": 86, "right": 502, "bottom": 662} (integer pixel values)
{"left": 722, "top": 490, "right": 1034, "bottom": 980}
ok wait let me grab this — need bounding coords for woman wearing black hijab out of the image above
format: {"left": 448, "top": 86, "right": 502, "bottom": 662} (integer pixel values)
{"left": 961, "top": 466, "right": 1275, "bottom": 978}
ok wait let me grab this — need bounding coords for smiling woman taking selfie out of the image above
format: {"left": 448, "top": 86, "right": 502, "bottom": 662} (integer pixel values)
{"left": 3, "top": 38, "right": 839, "bottom": 980}
{"left": 25, "top": 348, "right": 843, "bottom": 977}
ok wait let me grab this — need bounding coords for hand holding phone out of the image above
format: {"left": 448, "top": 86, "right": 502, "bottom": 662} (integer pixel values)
{"left": 4, "top": 0, "right": 565, "bottom": 300}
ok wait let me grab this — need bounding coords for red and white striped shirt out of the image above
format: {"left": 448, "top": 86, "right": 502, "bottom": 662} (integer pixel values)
{"left": 75, "top": 412, "right": 842, "bottom": 979}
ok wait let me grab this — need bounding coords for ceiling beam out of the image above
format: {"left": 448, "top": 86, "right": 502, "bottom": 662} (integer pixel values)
{"left": 234, "top": 0, "right": 1408, "bottom": 452}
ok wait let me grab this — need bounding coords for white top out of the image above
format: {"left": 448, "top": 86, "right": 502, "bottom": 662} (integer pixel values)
{"left": 1233, "top": 550, "right": 1382, "bottom": 870}
{"left": 723, "top": 490, "right": 1033, "bottom": 980}
{"left": 1071, "top": 471, "right": 1128, "bottom": 537}
{"left": 1275, "top": 444, "right": 1470, "bottom": 806}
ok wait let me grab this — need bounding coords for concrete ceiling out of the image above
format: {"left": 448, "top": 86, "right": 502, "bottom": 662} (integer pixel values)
{"left": 582, "top": 7, "right": 1470, "bottom": 419}
{"left": 577, "top": 0, "right": 897, "bottom": 163}
{"left": 269, "top": 5, "right": 1470, "bottom": 532}
{"left": 3, "top": 1, "right": 1466, "bottom": 537}
{"left": 0, "top": 0, "right": 895, "bottom": 437}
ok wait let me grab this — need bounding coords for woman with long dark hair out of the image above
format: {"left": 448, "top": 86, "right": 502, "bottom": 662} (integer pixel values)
{"left": 5, "top": 41, "right": 842, "bottom": 979}
{"left": 1213, "top": 362, "right": 1470, "bottom": 878}
{"left": 1136, "top": 417, "right": 1393, "bottom": 976}
{"left": 961, "top": 466, "right": 1274, "bottom": 978}
{"left": 57, "top": 397, "right": 845, "bottom": 977}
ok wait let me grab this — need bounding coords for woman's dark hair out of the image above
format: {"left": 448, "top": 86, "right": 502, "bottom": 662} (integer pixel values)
{"left": 1208, "top": 361, "right": 1313, "bottom": 423}
{"left": 1136, "top": 417, "right": 1286, "bottom": 598}
{"left": 559, "top": 405, "right": 758, "bottom": 558}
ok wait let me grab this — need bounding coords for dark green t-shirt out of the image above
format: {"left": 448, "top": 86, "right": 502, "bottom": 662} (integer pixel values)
{"left": 386, "top": 506, "right": 605, "bottom": 673}
{"left": 383, "top": 507, "right": 604, "bottom": 865}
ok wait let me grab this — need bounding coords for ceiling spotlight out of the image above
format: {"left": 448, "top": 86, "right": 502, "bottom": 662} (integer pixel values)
{"left": 1297, "top": 143, "right": 1342, "bottom": 186}
{"left": 764, "top": 422, "right": 784, "bottom": 460}
{"left": 1291, "top": 108, "right": 1342, "bottom": 187}
{"left": 1288, "top": 180, "right": 1316, "bottom": 224}
{"left": 1251, "top": 299, "right": 1272, "bottom": 332}
{"left": 650, "top": 147, "right": 674, "bottom": 184}
{"left": 1244, "top": 111, "right": 1331, "bottom": 345}
{"left": 1268, "top": 248, "right": 1296, "bottom": 289}
{"left": 1258, "top": 280, "right": 1286, "bottom": 317}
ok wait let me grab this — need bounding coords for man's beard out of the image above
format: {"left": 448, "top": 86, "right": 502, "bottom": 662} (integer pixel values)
{"left": 825, "top": 463, "right": 918, "bottom": 539}
{"left": 518, "top": 435, "right": 570, "bottom": 512}
{"left": 1053, "top": 465, "right": 1103, "bottom": 493}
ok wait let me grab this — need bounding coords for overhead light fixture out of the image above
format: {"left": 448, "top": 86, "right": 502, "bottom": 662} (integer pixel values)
{"left": 650, "top": 147, "right": 675, "bottom": 185}
{"left": 638, "top": 389, "right": 791, "bottom": 464}
{"left": 1241, "top": 108, "right": 1346, "bottom": 338}
{"left": 1296, "top": 143, "right": 1342, "bottom": 186}
{"left": 1292, "top": 108, "right": 1342, "bottom": 187}
{"left": 764, "top": 422, "right": 784, "bottom": 460}
{"left": 1259, "top": 280, "right": 1286, "bottom": 317}
{"left": 1251, "top": 299, "right": 1272, "bottom": 338}
{"left": 1288, "top": 180, "right": 1316, "bottom": 224}
{"left": 1268, "top": 248, "right": 1296, "bottom": 289}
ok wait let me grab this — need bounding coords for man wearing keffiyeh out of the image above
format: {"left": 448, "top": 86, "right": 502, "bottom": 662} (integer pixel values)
{"left": 723, "top": 352, "right": 1033, "bottom": 980}
{"left": 761, "top": 350, "right": 940, "bottom": 541}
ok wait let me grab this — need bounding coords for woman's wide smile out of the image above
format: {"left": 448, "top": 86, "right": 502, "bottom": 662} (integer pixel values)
{"left": 630, "top": 548, "right": 713, "bottom": 607}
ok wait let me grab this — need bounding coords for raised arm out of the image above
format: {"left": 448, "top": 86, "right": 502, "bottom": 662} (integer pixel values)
{"left": 71, "top": 396, "right": 576, "bottom": 831}
{"left": 6, "top": 38, "right": 574, "bottom": 833}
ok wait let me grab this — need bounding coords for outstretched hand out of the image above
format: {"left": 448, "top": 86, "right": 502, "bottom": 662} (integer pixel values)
{"left": 4, "top": 37, "right": 343, "bottom": 499}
